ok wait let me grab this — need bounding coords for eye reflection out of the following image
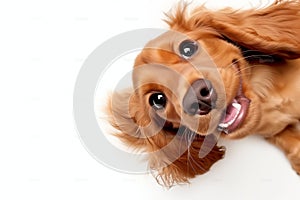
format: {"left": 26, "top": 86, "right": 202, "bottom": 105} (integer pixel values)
{"left": 179, "top": 40, "right": 198, "bottom": 59}
{"left": 149, "top": 93, "right": 167, "bottom": 110}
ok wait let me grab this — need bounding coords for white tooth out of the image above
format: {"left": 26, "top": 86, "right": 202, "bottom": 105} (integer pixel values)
{"left": 218, "top": 123, "right": 229, "bottom": 128}
{"left": 218, "top": 125, "right": 229, "bottom": 133}
{"left": 232, "top": 102, "right": 241, "bottom": 111}
{"left": 217, "top": 126, "right": 223, "bottom": 131}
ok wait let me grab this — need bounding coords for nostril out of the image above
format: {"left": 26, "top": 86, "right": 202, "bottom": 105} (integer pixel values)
{"left": 187, "top": 102, "right": 212, "bottom": 115}
{"left": 200, "top": 87, "right": 210, "bottom": 97}
{"left": 189, "top": 102, "right": 199, "bottom": 115}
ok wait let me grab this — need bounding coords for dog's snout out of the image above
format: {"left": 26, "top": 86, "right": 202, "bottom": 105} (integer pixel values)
{"left": 182, "top": 79, "right": 217, "bottom": 115}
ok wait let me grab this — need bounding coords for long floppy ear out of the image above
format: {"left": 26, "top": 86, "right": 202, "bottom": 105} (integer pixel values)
{"left": 168, "top": 1, "right": 300, "bottom": 59}
{"left": 107, "top": 89, "right": 148, "bottom": 149}
{"left": 107, "top": 90, "right": 225, "bottom": 187}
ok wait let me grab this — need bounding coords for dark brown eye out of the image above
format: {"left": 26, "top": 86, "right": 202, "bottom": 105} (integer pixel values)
{"left": 179, "top": 40, "right": 198, "bottom": 59}
{"left": 149, "top": 93, "right": 167, "bottom": 110}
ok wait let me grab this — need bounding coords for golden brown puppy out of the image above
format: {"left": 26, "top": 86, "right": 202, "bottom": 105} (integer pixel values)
{"left": 107, "top": 0, "right": 300, "bottom": 186}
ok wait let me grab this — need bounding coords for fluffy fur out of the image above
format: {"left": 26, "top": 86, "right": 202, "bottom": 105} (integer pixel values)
{"left": 107, "top": 0, "right": 300, "bottom": 186}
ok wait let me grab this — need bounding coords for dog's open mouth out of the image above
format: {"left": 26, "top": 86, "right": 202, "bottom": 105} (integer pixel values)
{"left": 217, "top": 71, "right": 251, "bottom": 134}
{"left": 218, "top": 95, "right": 250, "bottom": 134}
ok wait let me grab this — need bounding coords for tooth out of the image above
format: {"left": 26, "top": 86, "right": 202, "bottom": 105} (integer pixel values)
{"left": 217, "top": 125, "right": 226, "bottom": 132}
{"left": 218, "top": 124, "right": 229, "bottom": 133}
{"left": 218, "top": 123, "right": 229, "bottom": 128}
{"left": 232, "top": 102, "right": 241, "bottom": 110}
{"left": 217, "top": 126, "right": 223, "bottom": 132}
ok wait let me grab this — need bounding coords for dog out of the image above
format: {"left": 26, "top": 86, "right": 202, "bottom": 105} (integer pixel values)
{"left": 107, "top": 0, "right": 300, "bottom": 186}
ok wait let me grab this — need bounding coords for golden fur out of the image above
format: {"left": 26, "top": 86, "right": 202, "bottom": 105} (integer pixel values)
{"left": 107, "top": 0, "right": 300, "bottom": 186}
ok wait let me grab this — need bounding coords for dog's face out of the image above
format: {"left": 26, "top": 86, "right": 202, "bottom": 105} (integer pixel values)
{"left": 133, "top": 30, "right": 253, "bottom": 139}
{"left": 107, "top": 1, "right": 300, "bottom": 186}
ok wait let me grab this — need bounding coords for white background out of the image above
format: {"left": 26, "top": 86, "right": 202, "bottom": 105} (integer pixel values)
{"left": 1, "top": 0, "right": 299, "bottom": 199}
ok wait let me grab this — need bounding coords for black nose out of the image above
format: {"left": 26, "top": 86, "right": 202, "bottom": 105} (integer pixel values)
{"left": 182, "top": 79, "right": 217, "bottom": 115}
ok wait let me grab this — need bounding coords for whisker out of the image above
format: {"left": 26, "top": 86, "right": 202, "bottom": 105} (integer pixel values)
{"left": 221, "top": 53, "right": 276, "bottom": 72}
{"left": 183, "top": 130, "right": 207, "bottom": 173}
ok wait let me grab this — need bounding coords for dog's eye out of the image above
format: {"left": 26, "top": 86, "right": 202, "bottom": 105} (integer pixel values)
{"left": 179, "top": 40, "right": 198, "bottom": 59}
{"left": 149, "top": 93, "right": 167, "bottom": 110}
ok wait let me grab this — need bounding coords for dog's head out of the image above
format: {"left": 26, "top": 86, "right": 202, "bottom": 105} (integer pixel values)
{"left": 107, "top": 1, "right": 300, "bottom": 186}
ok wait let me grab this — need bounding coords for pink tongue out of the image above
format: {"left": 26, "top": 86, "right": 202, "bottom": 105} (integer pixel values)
{"left": 223, "top": 103, "right": 238, "bottom": 123}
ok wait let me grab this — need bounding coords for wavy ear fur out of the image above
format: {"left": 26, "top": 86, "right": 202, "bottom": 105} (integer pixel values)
{"left": 107, "top": 90, "right": 225, "bottom": 187}
{"left": 167, "top": 0, "right": 300, "bottom": 59}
